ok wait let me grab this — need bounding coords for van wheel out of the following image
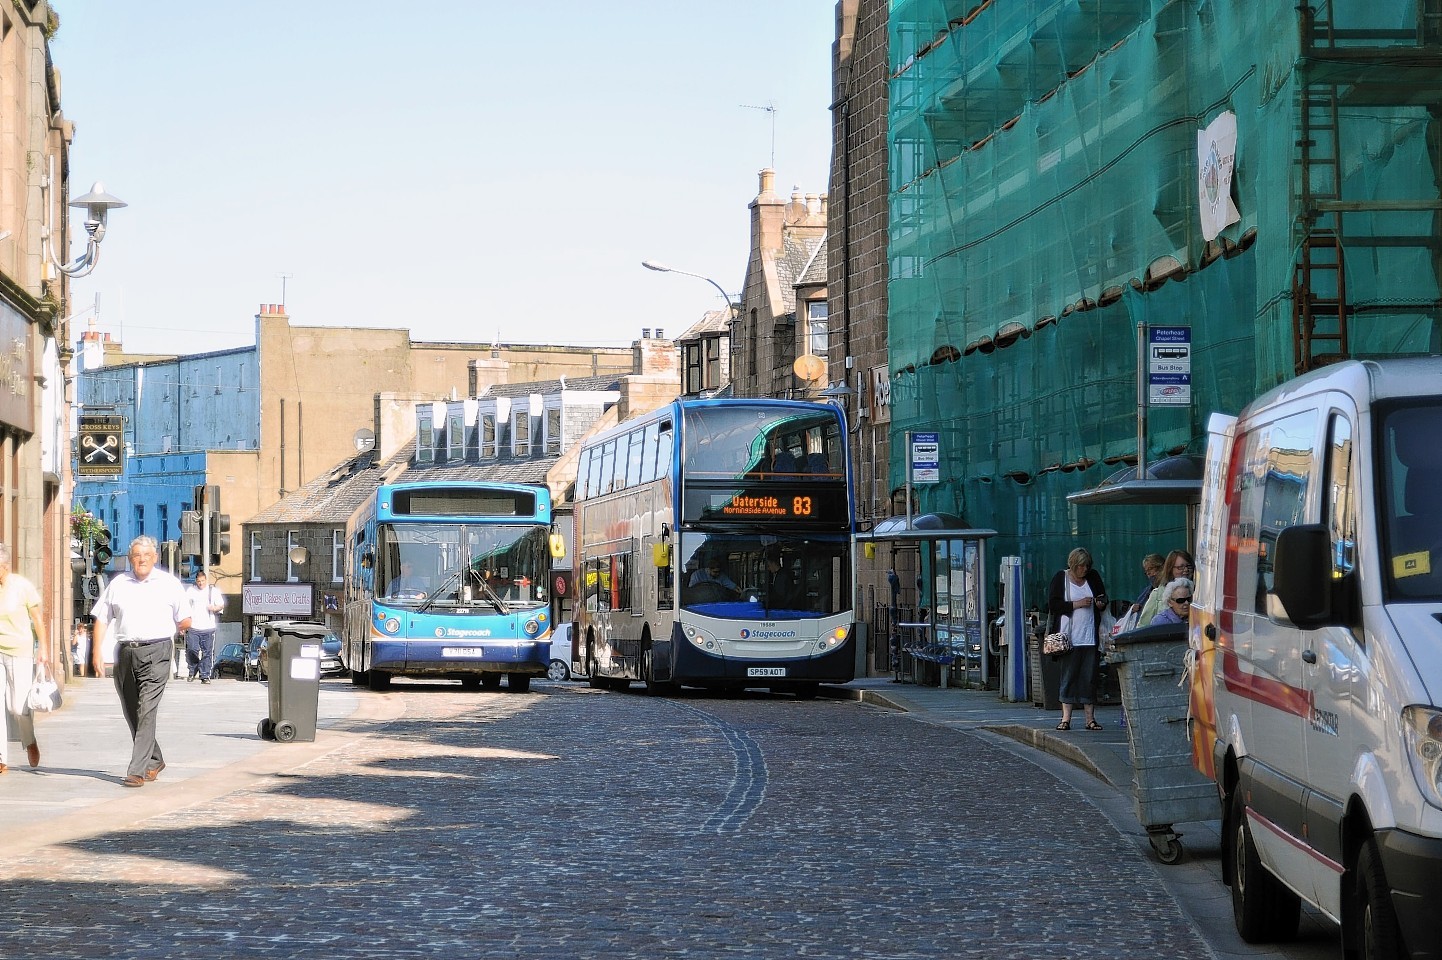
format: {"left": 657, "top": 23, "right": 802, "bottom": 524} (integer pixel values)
{"left": 1229, "top": 789, "right": 1300, "bottom": 942}
{"left": 1357, "top": 839, "right": 1405, "bottom": 960}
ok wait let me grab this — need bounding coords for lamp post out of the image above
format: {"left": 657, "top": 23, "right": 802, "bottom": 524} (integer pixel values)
{"left": 641, "top": 260, "right": 737, "bottom": 319}
{"left": 41, "top": 156, "right": 127, "bottom": 279}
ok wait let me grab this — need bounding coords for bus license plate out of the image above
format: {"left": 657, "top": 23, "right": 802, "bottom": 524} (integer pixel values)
{"left": 442, "top": 647, "right": 484, "bottom": 657}
{"left": 747, "top": 667, "right": 786, "bottom": 678}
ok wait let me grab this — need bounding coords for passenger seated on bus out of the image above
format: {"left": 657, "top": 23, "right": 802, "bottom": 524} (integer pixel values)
{"left": 769, "top": 449, "right": 797, "bottom": 475}
{"left": 387, "top": 561, "right": 430, "bottom": 598}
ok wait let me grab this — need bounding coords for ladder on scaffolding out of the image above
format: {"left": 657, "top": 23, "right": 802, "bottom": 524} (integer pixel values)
{"left": 1293, "top": 5, "right": 1350, "bottom": 374}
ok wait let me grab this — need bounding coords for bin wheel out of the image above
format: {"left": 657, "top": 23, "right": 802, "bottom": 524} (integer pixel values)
{"left": 1149, "top": 831, "right": 1184, "bottom": 864}
{"left": 257, "top": 718, "right": 274, "bottom": 740}
{"left": 274, "top": 721, "right": 297, "bottom": 743}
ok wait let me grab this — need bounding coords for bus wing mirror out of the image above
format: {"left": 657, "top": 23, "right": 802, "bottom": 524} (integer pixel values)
{"left": 653, "top": 543, "right": 671, "bottom": 567}
{"left": 549, "top": 532, "right": 567, "bottom": 560}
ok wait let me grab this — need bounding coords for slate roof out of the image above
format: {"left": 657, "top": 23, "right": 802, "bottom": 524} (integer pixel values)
{"left": 485, "top": 374, "right": 620, "bottom": 397}
{"left": 398, "top": 451, "right": 559, "bottom": 485}
{"left": 776, "top": 233, "right": 827, "bottom": 315}
{"left": 798, "top": 239, "right": 828, "bottom": 286}
{"left": 247, "top": 447, "right": 404, "bottom": 525}
{"left": 676, "top": 308, "right": 732, "bottom": 342}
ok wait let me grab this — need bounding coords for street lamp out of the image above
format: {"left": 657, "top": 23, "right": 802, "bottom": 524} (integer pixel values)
{"left": 641, "top": 260, "right": 737, "bottom": 319}
{"left": 41, "top": 157, "right": 127, "bottom": 279}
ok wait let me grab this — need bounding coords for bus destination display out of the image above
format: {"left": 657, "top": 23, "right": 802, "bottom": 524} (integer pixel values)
{"left": 684, "top": 485, "right": 846, "bottom": 524}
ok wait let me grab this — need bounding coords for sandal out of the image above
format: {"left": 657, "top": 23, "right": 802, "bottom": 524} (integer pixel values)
{"left": 1055, "top": 720, "right": 1071, "bottom": 731}
{"left": 1085, "top": 720, "right": 1104, "bottom": 731}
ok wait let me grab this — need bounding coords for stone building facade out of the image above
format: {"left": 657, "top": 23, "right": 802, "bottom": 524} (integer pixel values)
{"left": 0, "top": 0, "right": 77, "bottom": 667}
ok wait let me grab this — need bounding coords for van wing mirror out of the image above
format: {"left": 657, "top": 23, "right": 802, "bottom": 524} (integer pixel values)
{"left": 1268, "top": 524, "right": 1335, "bottom": 627}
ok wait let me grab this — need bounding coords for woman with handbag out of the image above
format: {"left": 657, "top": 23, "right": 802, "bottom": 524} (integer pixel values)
{"left": 1046, "top": 546, "right": 1108, "bottom": 731}
{"left": 0, "top": 544, "right": 47, "bottom": 772}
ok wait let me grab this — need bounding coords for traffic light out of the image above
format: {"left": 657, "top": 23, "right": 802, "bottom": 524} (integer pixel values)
{"left": 181, "top": 510, "right": 203, "bottom": 558}
{"left": 208, "top": 511, "right": 231, "bottom": 566}
{"left": 92, "top": 523, "right": 113, "bottom": 572}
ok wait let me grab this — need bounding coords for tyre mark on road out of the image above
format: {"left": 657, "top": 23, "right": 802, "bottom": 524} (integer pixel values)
{"left": 669, "top": 702, "right": 768, "bottom": 834}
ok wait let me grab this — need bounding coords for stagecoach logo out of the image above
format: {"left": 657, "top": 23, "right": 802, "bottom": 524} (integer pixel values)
{"left": 435, "top": 627, "right": 493, "bottom": 639}
{"left": 740, "top": 628, "right": 798, "bottom": 640}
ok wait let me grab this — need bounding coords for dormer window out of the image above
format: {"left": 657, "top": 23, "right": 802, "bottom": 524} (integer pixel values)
{"left": 545, "top": 406, "right": 562, "bottom": 454}
{"left": 481, "top": 413, "right": 497, "bottom": 459}
{"left": 512, "top": 409, "right": 532, "bottom": 456}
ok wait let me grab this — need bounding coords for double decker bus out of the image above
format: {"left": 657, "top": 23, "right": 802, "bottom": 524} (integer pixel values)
{"left": 342, "top": 480, "right": 562, "bottom": 692}
{"left": 572, "top": 398, "right": 854, "bottom": 696}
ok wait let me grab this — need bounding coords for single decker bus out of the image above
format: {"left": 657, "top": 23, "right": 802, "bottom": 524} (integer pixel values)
{"left": 343, "top": 480, "right": 562, "bottom": 692}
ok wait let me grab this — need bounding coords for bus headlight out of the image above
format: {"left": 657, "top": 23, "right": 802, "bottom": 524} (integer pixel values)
{"left": 381, "top": 617, "right": 400, "bottom": 635}
{"left": 1402, "top": 706, "right": 1442, "bottom": 809}
{"left": 818, "top": 625, "right": 851, "bottom": 650}
{"left": 524, "top": 618, "right": 541, "bottom": 637}
{"left": 685, "top": 625, "right": 714, "bottom": 649}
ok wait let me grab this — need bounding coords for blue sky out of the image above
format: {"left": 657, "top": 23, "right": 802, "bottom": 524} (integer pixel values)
{"left": 52, "top": 2, "right": 836, "bottom": 355}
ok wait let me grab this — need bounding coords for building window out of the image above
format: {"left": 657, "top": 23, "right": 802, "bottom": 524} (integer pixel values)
{"left": 512, "top": 411, "right": 531, "bottom": 456}
{"left": 808, "top": 300, "right": 830, "bottom": 357}
{"left": 416, "top": 410, "right": 435, "bottom": 463}
{"left": 332, "top": 529, "right": 345, "bottom": 583}
{"left": 158, "top": 505, "right": 170, "bottom": 544}
{"left": 250, "top": 531, "right": 262, "bottom": 581}
{"left": 134, "top": 505, "right": 145, "bottom": 540}
{"left": 545, "top": 407, "right": 562, "bottom": 455}
{"left": 685, "top": 342, "right": 703, "bottom": 394}
{"left": 287, "top": 531, "right": 301, "bottom": 582}
{"left": 705, "top": 337, "right": 723, "bottom": 390}
{"left": 748, "top": 308, "right": 758, "bottom": 380}
{"left": 447, "top": 410, "right": 466, "bottom": 460}
{"left": 481, "top": 413, "right": 497, "bottom": 458}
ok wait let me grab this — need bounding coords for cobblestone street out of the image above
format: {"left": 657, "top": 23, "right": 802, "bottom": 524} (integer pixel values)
{"left": 0, "top": 681, "right": 1214, "bottom": 959}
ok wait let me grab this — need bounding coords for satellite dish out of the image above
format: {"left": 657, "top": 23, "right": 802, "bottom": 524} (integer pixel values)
{"left": 289, "top": 545, "right": 309, "bottom": 565}
{"left": 353, "top": 428, "right": 376, "bottom": 452}
{"left": 793, "top": 354, "right": 827, "bottom": 383}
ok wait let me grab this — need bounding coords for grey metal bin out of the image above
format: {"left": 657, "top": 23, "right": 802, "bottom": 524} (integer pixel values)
{"left": 258, "top": 620, "right": 325, "bottom": 743}
{"left": 1107, "top": 621, "right": 1220, "bottom": 863}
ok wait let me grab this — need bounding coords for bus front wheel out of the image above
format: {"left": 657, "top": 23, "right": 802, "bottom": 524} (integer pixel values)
{"left": 507, "top": 673, "right": 531, "bottom": 693}
{"left": 367, "top": 670, "right": 392, "bottom": 692}
{"left": 480, "top": 673, "right": 501, "bottom": 690}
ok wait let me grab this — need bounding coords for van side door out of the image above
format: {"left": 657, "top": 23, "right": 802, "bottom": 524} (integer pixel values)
{"left": 1297, "top": 408, "right": 1363, "bottom": 918}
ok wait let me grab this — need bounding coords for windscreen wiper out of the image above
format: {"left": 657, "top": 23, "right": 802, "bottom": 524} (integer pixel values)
{"left": 471, "top": 569, "right": 511, "bottom": 614}
{"left": 415, "top": 571, "right": 462, "bottom": 614}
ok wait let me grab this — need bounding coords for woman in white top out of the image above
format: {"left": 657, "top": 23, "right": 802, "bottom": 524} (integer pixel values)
{"left": 1045, "top": 546, "right": 1109, "bottom": 731}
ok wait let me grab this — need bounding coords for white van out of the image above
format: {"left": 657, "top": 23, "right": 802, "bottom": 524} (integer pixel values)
{"left": 1189, "top": 358, "right": 1442, "bottom": 959}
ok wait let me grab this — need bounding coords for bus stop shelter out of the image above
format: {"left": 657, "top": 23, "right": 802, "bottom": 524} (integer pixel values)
{"left": 856, "top": 514, "right": 997, "bottom": 688}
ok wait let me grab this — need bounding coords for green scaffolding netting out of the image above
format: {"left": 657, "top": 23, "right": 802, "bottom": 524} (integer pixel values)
{"left": 887, "top": 0, "right": 1442, "bottom": 599}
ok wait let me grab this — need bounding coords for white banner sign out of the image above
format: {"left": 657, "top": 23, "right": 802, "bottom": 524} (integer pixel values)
{"left": 1198, "top": 111, "right": 1240, "bottom": 242}
{"left": 243, "top": 583, "right": 314, "bottom": 616}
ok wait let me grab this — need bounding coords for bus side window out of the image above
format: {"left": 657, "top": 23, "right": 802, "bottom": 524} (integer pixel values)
{"left": 656, "top": 423, "right": 673, "bottom": 478}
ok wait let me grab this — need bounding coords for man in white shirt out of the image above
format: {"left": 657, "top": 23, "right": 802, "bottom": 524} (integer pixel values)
{"left": 184, "top": 572, "right": 224, "bottom": 684}
{"left": 91, "top": 536, "right": 192, "bottom": 788}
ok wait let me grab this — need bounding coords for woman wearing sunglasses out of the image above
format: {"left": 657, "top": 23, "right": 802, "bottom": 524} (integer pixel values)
{"left": 1149, "top": 577, "right": 1194, "bottom": 625}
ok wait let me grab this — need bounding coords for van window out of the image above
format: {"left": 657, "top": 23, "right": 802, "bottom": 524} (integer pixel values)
{"left": 1324, "top": 413, "right": 1357, "bottom": 579}
{"left": 1381, "top": 401, "right": 1442, "bottom": 600}
{"left": 1232, "top": 410, "right": 1317, "bottom": 614}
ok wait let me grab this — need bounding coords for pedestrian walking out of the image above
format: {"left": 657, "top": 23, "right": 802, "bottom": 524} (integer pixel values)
{"left": 184, "top": 572, "right": 224, "bottom": 683}
{"left": 0, "top": 544, "right": 47, "bottom": 773}
{"left": 90, "top": 536, "right": 192, "bottom": 788}
{"left": 1046, "top": 546, "right": 1108, "bottom": 732}
{"left": 72, "top": 621, "right": 90, "bottom": 678}
{"left": 1136, "top": 549, "right": 1194, "bottom": 627}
